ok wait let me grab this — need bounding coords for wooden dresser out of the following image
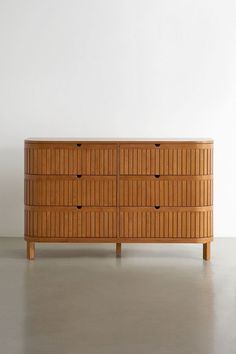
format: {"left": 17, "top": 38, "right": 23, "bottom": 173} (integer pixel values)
{"left": 24, "top": 138, "right": 213, "bottom": 260}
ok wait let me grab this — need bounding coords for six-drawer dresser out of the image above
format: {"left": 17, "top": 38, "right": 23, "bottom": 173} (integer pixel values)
{"left": 24, "top": 138, "right": 213, "bottom": 260}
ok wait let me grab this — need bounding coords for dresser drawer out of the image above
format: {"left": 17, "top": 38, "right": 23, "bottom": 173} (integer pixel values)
{"left": 25, "top": 206, "right": 117, "bottom": 238}
{"left": 119, "top": 176, "right": 213, "bottom": 207}
{"left": 120, "top": 207, "right": 213, "bottom": 239}
{"left": 25, "top": 175, "right": 117, "bottom": 206}
{"left": 120, "top": 143, "right": 213, "bottom": 175}
{"left": 25, "top": 143, "right": 117, "bottom": 175}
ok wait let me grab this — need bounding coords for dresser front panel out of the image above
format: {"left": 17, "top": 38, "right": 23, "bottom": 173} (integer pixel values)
{"left": 25, "top": 207, "right": 117, "bottom": 238}
{"left": 120, "top": 207, "right": 213, "bottom": 239}
{"left": 120, "top": 143, "right": 213, "bottom": 176}
{"left": 81, "top": 144, "right": 117, "bottom": 175}
{"left": 119, "top": 176, "right": 213, "bottom": 207}
{"left": 24, "top": 139, "right": 214, "bottom": 246}
{"left": 25, "top": 175, "right": 117, "bottom": 206}
{"left": 25, "top": 143, "right": 117, "bottom": 175}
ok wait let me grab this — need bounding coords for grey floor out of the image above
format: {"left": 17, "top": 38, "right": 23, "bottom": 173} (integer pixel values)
{"left": 0, "top": 238, "right": 236, "bottom": 354}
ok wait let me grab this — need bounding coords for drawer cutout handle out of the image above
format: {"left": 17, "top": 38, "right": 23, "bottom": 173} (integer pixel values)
{"left": 77, "top": 206, "right": 82, "bottom": 209}
{"left": 77, "top": 143, "right": 82, "bottom": 147}
{"left": 77, "top": 174, "right": 82, "bottom": 178}
{"left": 155, "top": 174, "right": 160, "bottom": 178}
{"left": 155, "top": 143, "right": 160, "bottom": 147}
{"left": 155, "top": 206, "right": 160, "bottom": 209}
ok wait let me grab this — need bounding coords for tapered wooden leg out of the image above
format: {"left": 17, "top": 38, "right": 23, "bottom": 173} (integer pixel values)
{"left": 116, "top": 243, "right": 121, "bottom": 257}
{"left": 203, "top": 242, "right": 211, "bottom": 261}
{"left": 27, "top": 241, "right": 35, "bottom": 260}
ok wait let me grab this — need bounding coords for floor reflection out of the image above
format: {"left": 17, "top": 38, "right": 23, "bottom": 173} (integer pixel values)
{"left": 22, "top": 243, "right": 216, "bottom": 354}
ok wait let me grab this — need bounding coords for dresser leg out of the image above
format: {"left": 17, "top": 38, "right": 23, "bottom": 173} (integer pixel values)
{"left": 27, "top": 241, "right": 35, "bottom": 260}
{"left": 203, "top": 242, "right": 211, "bottom": 261}
{"left": 116, "top": 243, "right": 121, "bottom": 257}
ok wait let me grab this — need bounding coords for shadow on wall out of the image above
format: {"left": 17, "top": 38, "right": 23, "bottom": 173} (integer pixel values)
{"left": 0, "top": 146, "right": 24, "bottom": 236}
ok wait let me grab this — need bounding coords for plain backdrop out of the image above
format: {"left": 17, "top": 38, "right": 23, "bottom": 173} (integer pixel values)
{"left": 0, "top": 0, "right": 236, "bottom": 237}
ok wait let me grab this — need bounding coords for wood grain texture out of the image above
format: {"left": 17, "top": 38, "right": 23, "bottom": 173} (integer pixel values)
{"left": 116, "top": 243, "right": 121, "bottom": 256}
{"left": 26, "top": 241, "right": 35, "bottom": 260}
{"left": 24, "top": 140, "right": 214, "bottom": 259}
{"left": 203, "top": 242, "right": 211, "bottom": 260}
{"left": 120, "top": 143, "right": 213, "bottom": 175}
{"left": 119, "top": 175, "right": 213, "bottom": 207}
{"left": 25, "top": 143, "right": 117, "bottom": 175}
{"left": 25, "top": 206, "right": 117, "bottom": 238}
{"left": 119, "top": 207, "right": 213, "bottom": 239}
{"left": 25, "top": 175, "right": 116, "bottom": 206}
{"left": 24, "top": 236, "right": 212, "bottom": 243}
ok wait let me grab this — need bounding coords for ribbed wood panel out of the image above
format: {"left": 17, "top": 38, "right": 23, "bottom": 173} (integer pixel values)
{"left": 25, "top": 144, "right": 82, "bottom": 175}
{"left": 24, "top": 139, "right": 214, "bottom": 256}
{"left": 25, "top": 176, "right": 117, "bottom": 206}
{"left": 25, "top": 207, "right": 117, "bottom": 238}
{"left": 25, "top": 143, "right": 117, "bottom": 175}
{"left": 120, "top": 207, "right": 213, "bottom": 238}
{"left": 120, "top": 143, "right": 213, "bottom": 175}
{"left": 120, "top": 176, "right": 213, "bottom": 207}
{"left": 81, "top": 144, "right": 117, "bottom": 175}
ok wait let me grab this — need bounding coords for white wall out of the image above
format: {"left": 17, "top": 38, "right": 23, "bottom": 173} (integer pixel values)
{"left": 0, "top": 0, "right": 236, "bottom": 237}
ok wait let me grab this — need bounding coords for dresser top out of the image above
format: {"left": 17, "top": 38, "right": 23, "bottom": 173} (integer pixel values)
{"left": 25, "top": 137, "right": 213, "bottom": 144}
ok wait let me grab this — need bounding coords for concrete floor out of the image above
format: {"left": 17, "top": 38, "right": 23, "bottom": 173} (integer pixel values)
{"left": 0, "top": 238, "right": 236, "bottom": 354}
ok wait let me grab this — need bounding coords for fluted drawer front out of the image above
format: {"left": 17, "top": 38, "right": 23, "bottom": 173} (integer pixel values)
{"left": 25, "top": 143, "right": 117, "bottom": 175}
{"left": 120, "top": 143, "right": 213, "bottom": 175}
{"left": 25, "top": 176, "right": 117, "bottom": 206}
{"left": 25, "top": 207, "right": 117, "bottom": 238}
{"left": 120, "top": 207, "right": 213, "bottom": 238}
{"left": 81, "top": 144, "right": 117, "bottom": 175}
{"left": 25, "top": 143, "right": 82, "bottom": 175}
{"left": 120, "top": 176, "right": 213, "bottom": 207}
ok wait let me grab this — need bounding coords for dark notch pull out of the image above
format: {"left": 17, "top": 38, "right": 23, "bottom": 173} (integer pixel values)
{"left": 155, "top": 174, "right": 160, "bottom": 178}
{"left": 155, "top": 143, "right": 160, "bottom": 147}
{"left": 77, "top": 174, "right": 82, "bottom": 178}
{"left": 77, "top": 205, "right": 82, "bottom": 209}
{"left": 155, "top": 206, "right": 160, "bottom": 209}
{"left": 77, "top": 143, "right": 82, "bottom": 147}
